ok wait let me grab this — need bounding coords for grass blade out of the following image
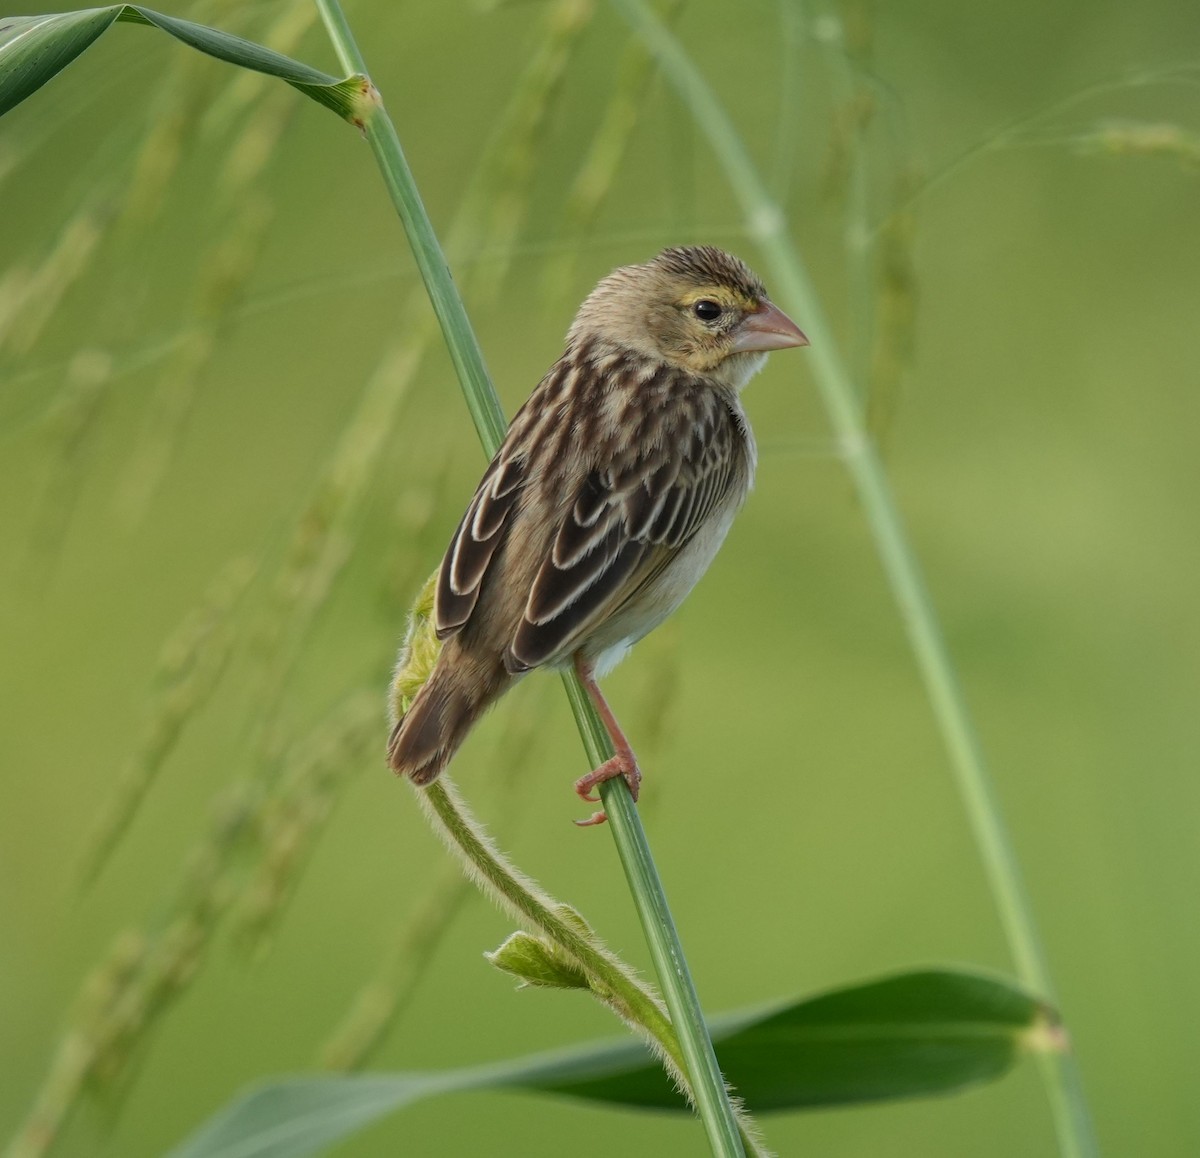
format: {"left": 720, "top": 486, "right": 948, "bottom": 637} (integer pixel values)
{"left": 166, "top": 968, "right": 1059, "bottom": 1158}
{"left": 0, "top": 5, "right": 367, "bottom": 123}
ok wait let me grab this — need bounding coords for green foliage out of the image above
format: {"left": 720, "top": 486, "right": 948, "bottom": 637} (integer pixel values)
{"left": 0, "top": 6, "right": 367, "bottom": 122}
{"left": 167, "top": 969, "right": 1057, "bottom": 1158}
{"left": 3, "top": 0, "right": 1197, "bottom": 1155}
{"left": 487, "top": 930, "right": 593, "bottom": 990}
{"left": 388, "top": 572, "right": 439, "bottom": 723}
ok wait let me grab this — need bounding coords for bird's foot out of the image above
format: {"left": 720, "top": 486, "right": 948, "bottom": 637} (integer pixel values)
{"left": 573, "top": 752, "right": 641, "bottom": 827}
{"left": 575, "top": 752, "right": 641, "bottom": 802}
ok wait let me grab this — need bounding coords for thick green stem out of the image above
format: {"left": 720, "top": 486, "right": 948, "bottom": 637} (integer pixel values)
{"left": 314, "top": 3, "right": 748, "bottom": 1154}
{"left": 606, "top": 1, "right": 1097, "bottom": 1154}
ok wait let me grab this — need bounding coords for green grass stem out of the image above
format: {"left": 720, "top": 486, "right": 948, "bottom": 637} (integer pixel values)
{"left": 560, "top": 676, "right": 749, "bottom": 1158}
{"left": 314, "top": 3, "right": 748, "bottom": 1154}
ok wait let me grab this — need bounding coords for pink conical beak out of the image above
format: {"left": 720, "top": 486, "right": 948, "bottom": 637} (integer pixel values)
{"left": 732, "top": 300, "right": 809, "bottom": 353}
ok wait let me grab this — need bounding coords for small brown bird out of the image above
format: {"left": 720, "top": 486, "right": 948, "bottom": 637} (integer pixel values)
{"left": 389, "top": 246, "right": 808, "bottom": 823}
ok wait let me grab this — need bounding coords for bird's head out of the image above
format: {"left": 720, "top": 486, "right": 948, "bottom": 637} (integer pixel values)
{"left": 568, "top": 245, "right": 808, "bottom": 389}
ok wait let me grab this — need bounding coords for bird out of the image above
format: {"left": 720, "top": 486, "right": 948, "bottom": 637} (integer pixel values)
{"left": 388, "top": 245, "right": 808, "bottom": 824}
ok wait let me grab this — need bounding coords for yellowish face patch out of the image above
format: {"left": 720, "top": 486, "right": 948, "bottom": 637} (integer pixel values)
{"left": 678, "top": 287, "right": 759, "bottom": 316}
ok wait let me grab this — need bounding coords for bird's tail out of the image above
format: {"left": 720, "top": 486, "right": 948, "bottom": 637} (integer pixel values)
{"left": 387, "top": 646, "right": 510, "bottom": 785}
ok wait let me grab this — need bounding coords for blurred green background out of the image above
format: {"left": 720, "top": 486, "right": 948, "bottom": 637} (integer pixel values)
{"left": 2, "top": 0, "right": 1198, "bottom": 1154}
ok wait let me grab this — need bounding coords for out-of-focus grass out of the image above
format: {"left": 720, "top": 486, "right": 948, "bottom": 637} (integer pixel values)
{"left": 1, "top": 1, "right": 1199, "bottom": 1156}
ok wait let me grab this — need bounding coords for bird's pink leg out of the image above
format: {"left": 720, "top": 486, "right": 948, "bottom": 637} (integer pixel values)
{"left": 572, "top": 654, "right": 641, "bottom": 827}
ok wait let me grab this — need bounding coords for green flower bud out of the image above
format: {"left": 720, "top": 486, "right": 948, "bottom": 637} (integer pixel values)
{"left": 486, "top": 931, "right": 589, "bottom": 991}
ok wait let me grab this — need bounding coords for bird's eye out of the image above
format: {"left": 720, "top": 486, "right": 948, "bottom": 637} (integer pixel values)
{"left": 692, "top": 299, "right": 722, "bottom": 322}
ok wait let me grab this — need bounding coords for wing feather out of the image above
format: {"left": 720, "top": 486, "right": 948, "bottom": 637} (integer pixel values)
{"left": 531, "top": 509, "right": 628, "bottom": 623}
{"left": 508, "top": 532, "right": 647, "bottom": 671}
{"left": 434, "top": 355, "right": 576, "bottom": 640}
{"left": 433, "top": 355, "right": 749, "bottom": 672}
{"left": 504, "top": 394, "right": 744, "bottom": 671}
{"left": 436, "top": 453, "right": 524, "bottom": 637}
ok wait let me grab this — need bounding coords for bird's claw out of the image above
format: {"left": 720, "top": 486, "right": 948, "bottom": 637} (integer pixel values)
{"left": 573, "top": 752, "right": 641, "bottom": 826}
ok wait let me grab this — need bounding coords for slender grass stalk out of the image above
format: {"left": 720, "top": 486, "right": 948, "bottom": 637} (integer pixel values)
{"left": 605, "top": 1, "right": 1097, "bottom": 1154}
{"left": 314, "top": 3, "right": 747, "bottom": 1154}
{"left": 558, "top": 676, "right": 746, "bottom": 1158}
{"left": 868, "top": 63, "right": 1200, "bottom": 241}
{"left": 314, "top": 1, "right": 505, "bottom": 452}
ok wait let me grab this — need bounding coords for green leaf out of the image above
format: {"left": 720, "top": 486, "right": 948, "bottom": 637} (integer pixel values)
{"left": 0, "top": 6, "right": 371, "bottom": 122}
{"left": 0, "top": 11, "right": 120, "bottom": 117}
{"left": 168, "top": 969, "right": 1062, "bottom": 1158}
{"left": 532, "top": 968, "right": 1059, "bottom": 1111}
{"left": 166, "top": 1075, "right": 468, "bottom": 1158}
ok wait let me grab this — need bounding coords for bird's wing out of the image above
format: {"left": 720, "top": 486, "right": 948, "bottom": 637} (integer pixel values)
{"left": 505, "top": 400, "right": 742, "bottom": 672}
{"left": 435, "top": 450, "right": 525, "bottom": 638}
{"left": 434, "top": 352, "right": 585, "bottom": 640}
